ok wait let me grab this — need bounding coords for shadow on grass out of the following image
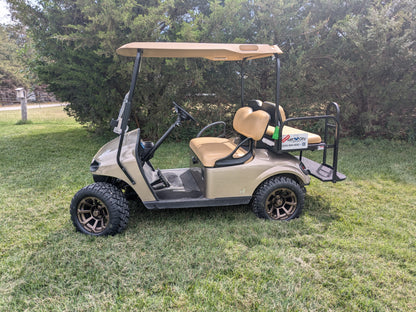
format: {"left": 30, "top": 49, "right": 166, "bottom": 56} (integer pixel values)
{"left": 127, "top": 189, "right": 339, "bottom": 224}
{"left": 304, "top": 192, "right": 339, "bottom": 221}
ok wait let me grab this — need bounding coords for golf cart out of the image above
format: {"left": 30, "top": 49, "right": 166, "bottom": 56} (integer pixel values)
{"left": 70, "top": 42, "right": 346, "bottom": 236}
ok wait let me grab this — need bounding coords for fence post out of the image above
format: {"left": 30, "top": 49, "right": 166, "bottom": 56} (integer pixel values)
{"left": 15, "top": 88, "right": 27, "bottom": 121}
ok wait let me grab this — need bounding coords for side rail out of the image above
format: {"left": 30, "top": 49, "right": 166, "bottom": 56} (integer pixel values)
{"left": 323, "top": 102, "right": 340, "bottom": 167}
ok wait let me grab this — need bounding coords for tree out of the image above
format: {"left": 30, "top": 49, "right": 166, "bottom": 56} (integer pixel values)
{"left": 301, "top": 0, "right": 416, "bottom": 138}
{"left": 0, "top": 24, "right": 30, "bottom": 88}
{"left": 8, "top": 0, "right": 231, "bottom": 137}
{"left": 6, "top": 1, "right": 158, "bottom": 132}
{"left": 7, "top": 0, "right": 416, "bottom": 140}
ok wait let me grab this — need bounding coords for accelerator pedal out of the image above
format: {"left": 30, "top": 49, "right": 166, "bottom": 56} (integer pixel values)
{"left": 150, "top": 169, "right": 171, "bottom": 190}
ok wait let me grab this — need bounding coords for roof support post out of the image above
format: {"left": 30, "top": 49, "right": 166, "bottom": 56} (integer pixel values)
{"left": 240, "top": 59, "right": 246, "bottom": 107}
{"left": 274, "top": 53, "right": 282, "bottom": 127}
{"left": 274, "top": 53, "right": 283, "bottom": 152}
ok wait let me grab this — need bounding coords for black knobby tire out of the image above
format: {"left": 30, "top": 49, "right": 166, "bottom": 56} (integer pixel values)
{"left": 252, "top": 176, "right": 304, "bottom": 221}
{"left": 70, "top": 182, "right": 129, "bottom": 236}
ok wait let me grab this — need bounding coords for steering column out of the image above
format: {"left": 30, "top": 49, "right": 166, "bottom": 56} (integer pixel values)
{"left": 141, "top": 102, "right": 196, "bottom": 162}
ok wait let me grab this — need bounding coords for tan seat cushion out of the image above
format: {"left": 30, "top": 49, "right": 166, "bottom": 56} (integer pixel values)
{"left": 266, "top": 125, "right": 322, "bottom": 144}
{"left": 190, "top": 107, "right": 269, "bottom": 167}
{"left": 189, "top": 137, "right": 247, "bottom": 167}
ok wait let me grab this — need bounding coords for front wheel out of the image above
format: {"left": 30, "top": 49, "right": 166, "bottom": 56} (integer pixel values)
{"left": 252, "top": 176, "right": 304, "bottom": 220}
{"left": 70, "top": 182, "right": 129, "bottom": 236}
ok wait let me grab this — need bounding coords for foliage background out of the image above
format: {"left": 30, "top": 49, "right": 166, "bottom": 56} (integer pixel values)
{"left": 0, "top": 24, "right": 32, "bottom": 88}
{"left": 5, "top": 0, "right": 416, "bottom": 141}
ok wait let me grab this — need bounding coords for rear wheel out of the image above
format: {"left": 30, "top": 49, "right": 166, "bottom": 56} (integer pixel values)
{"left": 70, "top": 182, "right": 129, "bottom": 236}
{"left": 252, "top": 176, "right": 304, "bottom": 220}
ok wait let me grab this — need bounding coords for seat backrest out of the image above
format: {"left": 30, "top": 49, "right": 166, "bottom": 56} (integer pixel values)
{"left": 263, "top": 101, "right": 286, "bottom": 123}
{"left": 233, "top": 107, "right": 270, "bottom": 141}
{"left": 247, "top": 99, "right": 263, "bottom": 111}
{"left": 247, "top": 99, "right": 286, "bottom": 124}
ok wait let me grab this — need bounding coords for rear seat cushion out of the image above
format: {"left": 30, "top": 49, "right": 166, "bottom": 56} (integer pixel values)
{"left": 266, "top": 125, "right": 322, "bottom": 144}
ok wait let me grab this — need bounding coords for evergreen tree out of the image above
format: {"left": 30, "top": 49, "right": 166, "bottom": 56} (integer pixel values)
{"left": 7, "top": 0, "right": 416, "bottom": 140}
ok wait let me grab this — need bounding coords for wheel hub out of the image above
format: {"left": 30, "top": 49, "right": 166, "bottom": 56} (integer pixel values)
{"left": 77, "top": 197, "right": 109, "bottom": 234}
{"left": 265, "top": 188, "right": 297, "bottom": 220}
{"left": 275, "top": 197, "right": 284, "bottom": 206}
{"left": 92, "top": 208, "right": 102, "bottom": 218}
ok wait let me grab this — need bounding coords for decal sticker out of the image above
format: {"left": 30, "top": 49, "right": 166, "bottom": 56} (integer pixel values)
{"left": 281, "top": 133, "right": 308, "bottom": 150}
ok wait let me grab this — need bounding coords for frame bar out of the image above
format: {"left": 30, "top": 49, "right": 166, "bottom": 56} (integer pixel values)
{"left": 116, "top": 49, "right": 143, "bottom": 184}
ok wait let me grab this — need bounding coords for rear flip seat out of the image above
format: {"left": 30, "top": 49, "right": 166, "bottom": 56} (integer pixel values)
{"left": 248, "top": 100, "right": 322, "bottom": 144}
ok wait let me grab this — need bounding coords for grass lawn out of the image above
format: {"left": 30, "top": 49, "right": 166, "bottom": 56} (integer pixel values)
{"left": 0, "top": 107, "right": 415, "bottom": 311}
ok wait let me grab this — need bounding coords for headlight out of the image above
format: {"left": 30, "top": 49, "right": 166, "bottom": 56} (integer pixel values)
{"left": 90, "top": 159, "right": 100, "bottom": 172}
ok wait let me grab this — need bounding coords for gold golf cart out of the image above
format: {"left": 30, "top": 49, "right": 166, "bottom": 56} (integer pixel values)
{"left": 70, "top": 42, "right": 346, "bottom": 236}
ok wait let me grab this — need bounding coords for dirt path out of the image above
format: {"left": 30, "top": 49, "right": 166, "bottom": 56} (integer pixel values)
{"left": 0, "top": 103, "right": 68, "bottom": 111}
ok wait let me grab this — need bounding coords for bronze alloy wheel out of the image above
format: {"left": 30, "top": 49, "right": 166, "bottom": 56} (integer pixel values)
{"left": 71, "top": 182, "right": 129, "bottom": 236}
{"left": 77, "top": 197, "right": 109, "bottom": 234}
{"left": 265, "top": 188, "right": 297, "bottom": 220}
{"left": 252, "top": 176, "right": 304, "bottom": 221}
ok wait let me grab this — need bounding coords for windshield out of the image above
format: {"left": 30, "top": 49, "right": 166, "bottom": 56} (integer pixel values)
{"left": 113, "top": 92, "right": 130, "bottom": 135}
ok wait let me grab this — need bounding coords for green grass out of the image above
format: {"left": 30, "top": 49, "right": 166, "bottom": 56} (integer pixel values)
{"left": 1, "top": 107, "right": 415, "bottom": 311}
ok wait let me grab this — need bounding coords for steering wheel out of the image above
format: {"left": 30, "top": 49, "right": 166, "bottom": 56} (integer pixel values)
{"left": 173, "top": 101, "right": 197, "bottom": 123}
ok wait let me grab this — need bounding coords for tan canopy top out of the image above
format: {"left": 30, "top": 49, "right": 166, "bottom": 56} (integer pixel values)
{"left": 116, "top": 42, "right": 283, "bottom": 61}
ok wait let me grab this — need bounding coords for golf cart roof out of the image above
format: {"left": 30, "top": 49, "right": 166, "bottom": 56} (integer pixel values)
{"left": 116, "top": 42, "right": 283, "bottom": 61}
